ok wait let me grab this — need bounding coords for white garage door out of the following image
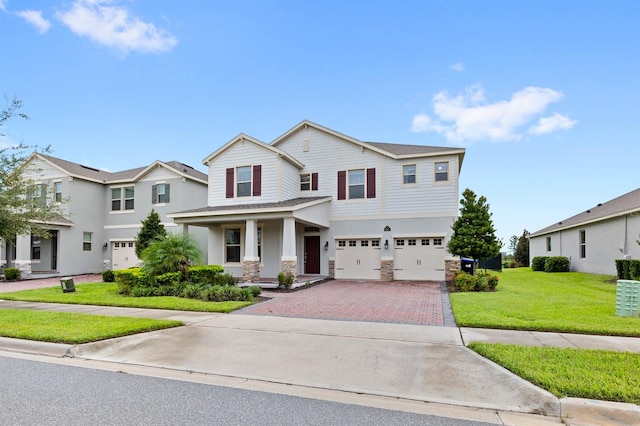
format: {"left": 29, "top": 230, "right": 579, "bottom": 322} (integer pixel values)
{"left": 335, "top": 239, "right": 381, "bottom": 280}
{"left": 112, "top": 241, "right": 140, "bottom": 270}
{"left": 394, "top": 237, "right": 445, "bottom": 281}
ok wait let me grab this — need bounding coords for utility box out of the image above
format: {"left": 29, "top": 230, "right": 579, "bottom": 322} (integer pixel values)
{"left": 616, "top": 280, "right": 640, "bottom": 317}
{"left": 60, "top": 277, "right": 75, "bottom": 293}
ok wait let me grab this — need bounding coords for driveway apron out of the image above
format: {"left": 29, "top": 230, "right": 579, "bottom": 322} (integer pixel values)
{"left": 237, "top": 280, "right": 455, "bottom": 326}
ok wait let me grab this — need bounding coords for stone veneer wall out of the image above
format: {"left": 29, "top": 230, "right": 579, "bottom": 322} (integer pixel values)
{"left": 380, "top": 259, "right": 394, "bottom": 281}
{"left": 243, "top": 260, "right": 261, "bottom": 283}
{"left": 445, "top": 257, "right": 461, "bottom": 284}
{"left": 280, "top": 260, "right": 297, "bottom": 281}
{"left": 14, "top": 260, "right": 32, "bottom": 280}
{"left": 328, "top": 259, "right": 335, "bottom": 279}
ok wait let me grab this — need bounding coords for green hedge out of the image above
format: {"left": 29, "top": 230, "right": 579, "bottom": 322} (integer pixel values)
{"left": 3, "top": 267, "right": 20, "bottom": 281}
{"left": 531, "top": 256, "right": 548, "bottom": 271}
{"left": 114, "top": 268, "right": 152, "bottom": 295}
{"left": 544, "top": 256, "right": 571, "bottom": 272}
{"left": 188, "top": 265, "right": 224, "bottom": 284}
{"left": 615, "top": 259, "right": 640, "bottom": 280}
{"left": 453, "top": 271, "right": 499, "bottom": 292}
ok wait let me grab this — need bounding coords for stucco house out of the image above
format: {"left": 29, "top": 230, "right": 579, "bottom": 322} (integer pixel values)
{"left": 529, "top": 187, "right": 640, "bottom": 276}
{"left": 0, "top": 154, "right": 208, "bottom": 279}
{"left": 170, "top": 120, "right": 465, "bottom": 282}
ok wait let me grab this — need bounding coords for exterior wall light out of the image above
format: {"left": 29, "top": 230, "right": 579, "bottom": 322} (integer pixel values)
{"left": 384, "top": 240, "right": 389, "bottom": 249}
{"left": 324, "top": 241, "right": 329, "bottom": 251}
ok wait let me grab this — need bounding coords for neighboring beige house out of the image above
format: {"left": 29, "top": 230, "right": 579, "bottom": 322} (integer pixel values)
{"left": 529, "top": 187, "right": 640, "bottom": 276}
{"left": 0, "top": 154, "right": 208, "bottom": 279}
{"left": 170, "top": 120, "right": 466, "bottom": 282}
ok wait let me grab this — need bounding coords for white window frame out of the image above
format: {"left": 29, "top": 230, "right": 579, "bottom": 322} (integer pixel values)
{"left": 223, "top": 225, "right": 264, "bottom": 265}
{"left": 154, "top": 183, "right": 170, "bottom": 204}
{"left": 111, "top": 186, "right": 135, "bottom": 212}
{"left": 579, "top": 230, "right": 586, "bottom": 258}
{"left": 83, "top": 232, "right": 92, "bottom": 251}
{"left": 54, "top": 181, "right": 63, "bottom": 203}
{"left": 402, "top": 164, "right": 417, "bottom": 185}
{"left": 236, "top": 166, "right": 252, "bottom": 197}
{"left": 347, "top": 169, "right": 365, "bottom": 200}
{"left": 300, "top": 173, "right": 317, "bottom": 191}
{"left": 434, "top": 161, "right": 449, "bottom": 183}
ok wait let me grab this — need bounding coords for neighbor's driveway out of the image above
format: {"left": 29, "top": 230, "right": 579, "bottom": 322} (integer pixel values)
{"left": 238, "top": 280, "right": 453, "bottom": 326}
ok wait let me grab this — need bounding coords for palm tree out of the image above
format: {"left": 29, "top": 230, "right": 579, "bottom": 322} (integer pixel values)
{"left": 141, "top": 233, "right": 202, "bottom": 280}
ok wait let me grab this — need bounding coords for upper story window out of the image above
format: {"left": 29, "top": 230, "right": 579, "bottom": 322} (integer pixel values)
{"left": 152, "top": 184, "right": 170, "bottom": 204}
{"left": 300, "top": 172, "right": 319, "bottom": 191}
{"left": 579, "top": 230, "right": 586, "bottom": 258}
{"left": 337, "top": 168, "right": 375, "bottom": 200}
{"left": 434, "top": 162, "right": 449, "bottom": 182}
{"left": 83, "top": 232, "right": 92, "bottom": 251}
{"left": 111, "top": 186, "right": 134, "bottom": 211}
{"left": 27, "top": 184, "right": 47, "bottom": 207}
{"left": 226, "top": 165, "right": 261, "bottom": 198}
{"left": 403, "top": 164, "right": 416, "bottom": 184}
{"left": 54, "top": 182, "right": 62, "bottom": 202}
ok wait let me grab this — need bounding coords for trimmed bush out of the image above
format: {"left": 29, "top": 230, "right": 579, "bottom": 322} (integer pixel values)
{"left": 3, "top": 267, "right": 20, "bottom": 281}
{"left": 155, "top": 271, "right": 182, "bottom": 287}
{"left": 213, "top": 272, "right": 236, "bottom": 287}
{"left": 454, "top": 271, "right": 476, "bottom": 292}
{"left": 277, "top": 272, "right": 294, "bottom": 289}
{"left": 616, "top": 259, "right": 640, "bottom": 280}
{"left": 114, "top": 268, "right": 152, "bottom": 295}
{"left": 544, "top": 256, "right": 570, "bottom": 272}
{"left": 188, "top": 265, "right": 224, "bottom": 284}
{"left": 531, "top": 256, "right": 548, "bottom": 271}
{"left": 247, "top": 285, "right": 262, "bottom": 298}
{"left": 454, "top": 271, "right": 499, "bottom": 292}
{"left": 102, "top": 269, "right": 115, "bottom": 282}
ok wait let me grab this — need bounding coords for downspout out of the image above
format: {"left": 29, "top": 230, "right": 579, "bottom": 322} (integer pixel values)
{"left": 624, "top": 214, "right": 628, "bottom": 256}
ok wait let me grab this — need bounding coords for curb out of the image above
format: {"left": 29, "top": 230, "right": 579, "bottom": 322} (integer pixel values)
{"left": 560, "top": 398, "right": 640, "bottom": 426}
{"left": 0, "top": 336, "right": 72, "bottom": 357}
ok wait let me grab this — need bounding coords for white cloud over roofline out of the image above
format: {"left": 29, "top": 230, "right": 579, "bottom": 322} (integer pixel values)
{"left": 412, "top": 84, "right": 577, "bottom": 143}
{"left": 15, "top": 9, "right": 51, "bottom": 34}
{"left": 56, "top": 0, "right": 178, "bottom": 54}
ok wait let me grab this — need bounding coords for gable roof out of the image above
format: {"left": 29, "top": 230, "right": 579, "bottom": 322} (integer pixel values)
{"left": 530, "top": 187, "right": 640, "bottom": 237}
{"left": 29, "top": 154, "right": 207, "bottom": 184}
{"left": 202, "top": 134, "right": 304, "bottom": 169}
{"left": 271, "top": 119, "right": 465, "bottom": 163}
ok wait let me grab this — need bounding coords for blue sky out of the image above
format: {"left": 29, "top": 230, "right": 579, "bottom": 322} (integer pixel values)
{"left": 1, "top": 0, "right": 638, "bottom": 248}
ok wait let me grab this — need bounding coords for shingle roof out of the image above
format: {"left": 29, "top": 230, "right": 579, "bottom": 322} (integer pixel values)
{"left": 365, "top": 141, "right": 457, "bottom": 156}
{"left": 530, "top": 187, "right": 640, "bottom": 237}
{"left": 37, "top": 154, "right": 207, "bottom": 183}
{"left": 172, "top": 197, "right": 331, "bottom": 215}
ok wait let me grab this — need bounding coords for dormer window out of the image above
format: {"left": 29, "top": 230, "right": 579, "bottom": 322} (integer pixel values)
{"left": 236, "top": 166, "right": 252, "bottom": 197}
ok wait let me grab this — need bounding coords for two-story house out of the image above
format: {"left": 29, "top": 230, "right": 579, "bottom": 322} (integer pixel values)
{"left": 170, "top": 120, "right": 465, "bottom": 282}
{"left": 0, "top": 154, "right": 208, "bottom": 279}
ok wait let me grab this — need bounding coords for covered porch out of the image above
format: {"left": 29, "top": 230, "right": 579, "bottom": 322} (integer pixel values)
{"left": 169, "top": 197, "right": 332, "bottom": 283}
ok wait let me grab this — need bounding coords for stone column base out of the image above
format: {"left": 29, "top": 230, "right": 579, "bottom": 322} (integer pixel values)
{"left": 445, "top": 257, "right": 461, "bottom": 285}
{"left": 243, "top": 260, "right": 261, "bottom": 283}
{"left": 328, "top": 259, "right": 335, "bottom": 279}
{"left": 14, "top": 260, "right": 32, "bottom": 280}
{"left": 280, "top": 260, "right": 297, "bottom": 282}
{"left": 381, "top": 258, "right": 394, "bottom": 281}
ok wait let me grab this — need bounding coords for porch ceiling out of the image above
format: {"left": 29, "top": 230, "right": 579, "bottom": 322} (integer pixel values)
{"left": 169, "top": 197, "right": 331, "bottom": 228}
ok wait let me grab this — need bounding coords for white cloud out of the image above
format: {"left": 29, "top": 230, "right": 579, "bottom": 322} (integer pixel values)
{"left": 0, "top": 1, "right": 7, "bottom": 12}
{"left": 411, "top": 84, "right": 575, "bottom": 143}
{"left": 56, "top": 0, "right": 178, "bottom": 53}
{"left": 529, "top": 113, "right": 577, "bottom": 135}
{"left": 450, "top": 62, "right": 465, "bottom": 72}
{"left": 15, "top": 9, "right": 51, "bottom": 34}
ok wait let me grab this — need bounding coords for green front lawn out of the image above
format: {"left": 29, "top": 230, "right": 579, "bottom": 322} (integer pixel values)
{"left": 470, "top": 342, "right": 640, "bottom": 404}
{"left": 0, "top": 282, "right": 253, "bottom": 313}
{"left": 450, "top": 268, "right": 640, "bottom": 336}
{"left": 0, "top": 309, "right": 182, "bottom": 344}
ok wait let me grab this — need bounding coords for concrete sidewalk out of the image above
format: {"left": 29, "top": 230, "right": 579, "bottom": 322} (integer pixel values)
{"left": 0, "top": 300, "right": 639, "bottom": 425}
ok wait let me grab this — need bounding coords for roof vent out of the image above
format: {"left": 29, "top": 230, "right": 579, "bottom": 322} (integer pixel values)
{"left": 597, "top": 203, "right": 602, "bottom": 207}
{"left": 558, "top": 221, "right": 563, "bottom": 225}
{"left": 586, "top": 209, "right": 591, "bottom": 213}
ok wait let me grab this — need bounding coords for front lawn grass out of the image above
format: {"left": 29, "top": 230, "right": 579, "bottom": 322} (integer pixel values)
{"left": 0, "top": 309, "right": 182, "bottom": 344}
{"left": 470, "top": 342, "right": 640, "bottom": 404}
{"left": 0, "top": 282, "right": 253, "bottom": 313}
{"left": 450, "top": 268, "right": 640, "bottom": 336}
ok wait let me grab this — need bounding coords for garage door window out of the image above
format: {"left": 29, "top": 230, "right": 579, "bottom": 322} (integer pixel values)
{"left": 360, "top": 240, "right": 369, "bottom": 247}
{"left": 433, "top": 238, "right": 443, "bottom": 246}
{"left": 422, "top": 239, "right": 430, "bottom": 245}
{"left": 349, "top": 240, "right": 357, "bottom": 247}
{"left": 338, "top": 241, "right": 346, "bottom": 247}
{"left": 372, "top": 240, "right": 380, "bottom": 247}
{"left": 396, "top": 239, "right": 405, "bottom": 247}
{"left": 408, "top": 239, "right": 416, "bottom": 246}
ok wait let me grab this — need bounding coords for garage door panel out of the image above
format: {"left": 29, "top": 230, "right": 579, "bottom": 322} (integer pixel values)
{"left": 112, "top": 241, "right": 140, "bottom": 270}
{"left": 335, "top": 239, "right": 381, "bottom": 280}
{"left": 394, "top": 238, "right": 445, "bottom": 281}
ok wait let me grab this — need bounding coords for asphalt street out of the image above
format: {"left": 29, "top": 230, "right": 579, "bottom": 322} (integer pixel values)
{"left": 0, "top": 356, "right": 494, "bottom": 426}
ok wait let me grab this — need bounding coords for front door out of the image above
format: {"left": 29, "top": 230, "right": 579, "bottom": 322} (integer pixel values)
{"left": 304, "top": 236, "right": 320, "bottom": 274}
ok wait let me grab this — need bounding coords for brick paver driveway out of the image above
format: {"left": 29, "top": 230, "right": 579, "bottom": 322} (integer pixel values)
{"left": 238, "top": 280, "right": 454, "bottom": 326}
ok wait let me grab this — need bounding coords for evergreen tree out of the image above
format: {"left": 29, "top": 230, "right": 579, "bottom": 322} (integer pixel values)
{"left": 135, "top": 209, "right": 167, "bottom": 258}
{"left": 447, "top": 188, "right": 502, "bottom": 267}
{"left": 513, "top": 229, "right": 530, "bottom": 266}
{"left": 507, "top": 235, "right": 519, "bottom": 254}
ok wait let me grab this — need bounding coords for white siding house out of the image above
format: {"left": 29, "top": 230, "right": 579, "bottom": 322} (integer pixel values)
{"left": 0, "top": 154, "right": 208, "bottom": 278}
{"left": 529, "top": 188, "right": 640, "bottom": 275}
{"left": 170, "top": 120, "right": 465, "bottom": 283}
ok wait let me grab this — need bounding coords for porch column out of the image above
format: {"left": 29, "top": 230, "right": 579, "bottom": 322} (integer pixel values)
{"left": 243, "top": 219, "right": 260, "bottom": 283}
{"left": 179, "top": 223, "right": 189, "bottom": 234}
{"left": 280, "top": 217, "right": 297, "bottom": 280}
{"left": 14, "top": 233, "right": 32, "bottom": 279}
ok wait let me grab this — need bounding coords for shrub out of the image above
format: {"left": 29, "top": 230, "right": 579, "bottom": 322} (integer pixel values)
{"left": 544, "top": 256, "right": 570, "bottom": 272}
{"left": 473, "top": 273, "right": 488, "bottom": 291}
{"left": 486, "top": 273, "right": 499, "bottom": 290}
{"left": 181, "top": 283, "right": 204, "bottom": 299}
{"left": 454, "top": 271, "right": 499, "bottom": 292}
{"left": 114, "top": 268, "right": 152, "bottom": 295}
{"left": 277, "top": 271, "right": 294, "bottom": 289}
{"left": 508, "top": 259, "right": 519, "bottom": 269}
{"left": 247, "top": 285, "right": 262, "bottom": 298}
{"left": 615, "top": 259, "right": 640, "bottom": 280}
{"left": 214, "top": 272, "right": 236, "bottom": 287}
{"left": 531, "top": 256, "right": 548, "bottom": 271}
{"left": 188, "top": 265, "right": 224, "bottom": 284}
{"left": 3, "top": 267, "right": 20, "bottom": 281}
{"left": 454, "top": 271, "right": 476, "bottom": 292}
{"left": 102, "top": 269, "right": 115, "bottom": 282}
{"left": 155, "top": 271, "right": 182, "bottom": 287}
